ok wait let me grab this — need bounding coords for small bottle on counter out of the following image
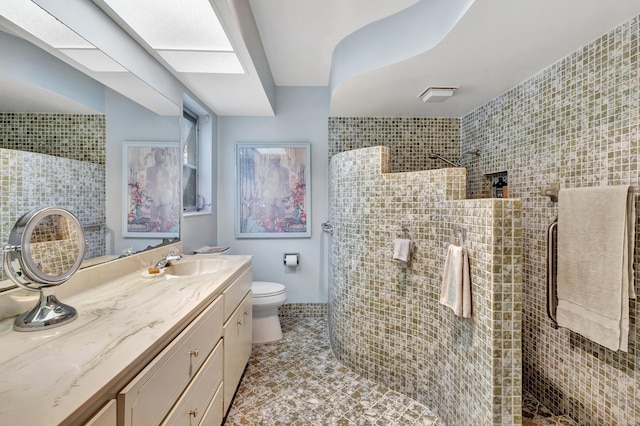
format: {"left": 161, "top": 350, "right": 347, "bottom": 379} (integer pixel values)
{"left": 493, "top": 177, "right": 507, "bottom": 198}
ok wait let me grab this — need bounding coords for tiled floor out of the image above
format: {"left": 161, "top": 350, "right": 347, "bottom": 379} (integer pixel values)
{"left": 224, "top": 317, "right": 577, "bottom": 426}
{"left": 522, "top": 393, "right": 578, "bottom": 426}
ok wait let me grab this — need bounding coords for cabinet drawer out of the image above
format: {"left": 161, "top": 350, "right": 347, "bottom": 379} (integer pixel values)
{"left": 118, "top": 296, "right": 223, "bottom": 426}
{"left": 200, "top": 384, "right": 223, "bottom": 426}
{"left": 84, "top": 399, "right": 116, "bottom": 426}
{"left": 162, "top": 340, "right": 223, "bottom": 426}
{"left": 223, "top": 267, "right": 252, "bottom": 322}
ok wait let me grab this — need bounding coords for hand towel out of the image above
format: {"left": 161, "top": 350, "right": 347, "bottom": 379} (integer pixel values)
{"left": 393, "top": 238, "right": 411, "bottom": 262}
{"left": 440, "top": 244, "right": 472, "bottom": 317}
{"left": 556, "top": 185, "right": 635, "bottom": 352}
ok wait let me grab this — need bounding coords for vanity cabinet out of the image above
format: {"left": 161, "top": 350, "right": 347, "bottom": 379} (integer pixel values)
{"left": 117, "top": 265, "right": 253, "bottom": 426}
{"left": 85, "top": 400, "right": 117, "bottom": 426}
{"left": 0, "top": 251, "right": 254, "bottom": 426}
{"left": 161, "top": 340, "right": 223, "bottom": 425}
{"left": 118, "top": 296, "right": 224, "bottom": 425}
{"left": 222, "top": 267, "right": 253, "bottom": 414}
{"left": 223, "top": 292, "right": 252, "bottom": 413}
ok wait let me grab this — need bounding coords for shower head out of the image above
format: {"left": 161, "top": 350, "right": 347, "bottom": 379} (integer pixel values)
{"left": 457, "top": 149, "right": 481, "bottom": 165}
{"left": 429, "top": 152, "right": 462, "bottom": 167}
{"left": 460, "top": 149, "right": 481, "bottom": 158}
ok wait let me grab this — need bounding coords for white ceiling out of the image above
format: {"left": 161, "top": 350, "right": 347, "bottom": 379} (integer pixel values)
{"left": 3, "top": 0, "right": 640, "bottom": 118}
{"left": 252, "top": 0, "right": 640, "bottom": 117}
{"left": 249, "top": 0, "right": 419, "bottom": 86}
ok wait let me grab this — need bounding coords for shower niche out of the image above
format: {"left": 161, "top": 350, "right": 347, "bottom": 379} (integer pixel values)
{"left": 486, "top": 171, "right": 508, "bottom": 198}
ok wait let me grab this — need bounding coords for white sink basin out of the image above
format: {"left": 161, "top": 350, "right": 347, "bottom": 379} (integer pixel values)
{"left": 165, "top": 258, "right": 232, "bottom": 276}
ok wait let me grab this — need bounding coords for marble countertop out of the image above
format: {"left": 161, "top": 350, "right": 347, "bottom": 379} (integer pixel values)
{"left": 0, "top": 254, "right": 252, "bottom": 425}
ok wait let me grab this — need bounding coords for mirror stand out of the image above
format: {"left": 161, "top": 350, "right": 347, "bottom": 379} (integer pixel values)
{"left": 4, "top": 207, "right": 86, "bottom": 332}
{"left": 13, "top": 286, "right": 77, "bottom": 331}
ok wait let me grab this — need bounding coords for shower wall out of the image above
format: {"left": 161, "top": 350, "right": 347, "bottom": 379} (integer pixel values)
{"left": 0, "top": 114, "right": 106, "bottom": 281}
{"left": 460, "top": 16, "right": 640, "bottom": 425}
{"left": 328, "top": 146, "right": 522, "bottom": 425}
{"left": 0, "top": 113, "right": 106, "bottom": 163}
{"left": 328, "top": 117, "right": 460, "bottom": 172}
{"left": 329, "top": 14, "right": 640, "bottom": 425}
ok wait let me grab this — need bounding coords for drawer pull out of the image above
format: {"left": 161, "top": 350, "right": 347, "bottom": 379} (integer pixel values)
{"left": 189, "top": 408, "right": 198, "bottom": 418}
{"left": 188, "top": 349, "right": 199, "bottom": 357}
{"left": 237, "top": 320, "right": 243, "bottom": 326}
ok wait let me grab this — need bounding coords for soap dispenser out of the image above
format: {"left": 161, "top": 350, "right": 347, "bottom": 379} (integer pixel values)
{"left": 493, "top": 177, "right": 507, "bottom": 198}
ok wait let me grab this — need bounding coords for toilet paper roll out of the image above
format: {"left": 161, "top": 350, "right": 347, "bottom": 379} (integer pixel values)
{"left": 284, "top": 254, "right": 298, "bottom": 266}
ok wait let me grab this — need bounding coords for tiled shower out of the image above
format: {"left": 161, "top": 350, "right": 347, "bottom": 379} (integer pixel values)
{"left": 328, "top": 13, "right": 640, "bottom": 426}
{"left": 462, "top": 14, "right": 640, "bottom": 426}
{"left": 328, "top": 146, "right": 522, "bottom": 425}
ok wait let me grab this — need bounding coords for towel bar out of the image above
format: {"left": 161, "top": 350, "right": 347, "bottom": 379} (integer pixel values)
{"left": 82, "top": 223, "right": 106, "bottom": 229}
{"left": 546, "top": 218, "right": 559, "bottom": 329}
{"left": 321, "top": 222, "right": 334, "bottom": 235}
{"left": 542, "top": 184, "right": 640, "bottom": 202}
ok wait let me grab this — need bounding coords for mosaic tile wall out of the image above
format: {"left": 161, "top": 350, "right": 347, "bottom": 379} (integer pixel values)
{"left": 0, "top": 114, "right": 106, "bottom": 164}
{"left": 278, "top": 303, "right": 328, "bottom": 318}
{"left": 328, "top": 117, "right": 460, "bottom": 172}
{"left": 328, "top": 146, "right": 522, "bottom": 425}
{"left": 0, "top": 113, "right": 106, "bottom": 282}
{"left": 460, "top": 15, "right": 640, "bottom": 425}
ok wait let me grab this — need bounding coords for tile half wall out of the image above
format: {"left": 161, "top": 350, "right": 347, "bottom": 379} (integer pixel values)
{"left": 328, "top": 146, "right": 522, "bottom": 425}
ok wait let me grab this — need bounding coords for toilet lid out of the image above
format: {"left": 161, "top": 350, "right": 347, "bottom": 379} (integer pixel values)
{"left": 252, "top": 281, "right": 286, "bottom": 297}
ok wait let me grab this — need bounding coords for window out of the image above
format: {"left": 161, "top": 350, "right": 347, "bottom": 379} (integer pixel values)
{"left": 181, "top": 94, "right": 212, "bottom": 215}
{"left": 182, "top": 108, "right": 199, "bottom": 211}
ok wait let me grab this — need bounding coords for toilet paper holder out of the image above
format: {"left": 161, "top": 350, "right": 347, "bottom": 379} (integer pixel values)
{"left": 283, "top": 252, "right": 300, "bottom": 266}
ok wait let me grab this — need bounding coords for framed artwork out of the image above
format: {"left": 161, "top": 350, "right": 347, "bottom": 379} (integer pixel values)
{"left": 236, "top": 143, "right": 311, "bottom": 238}
{"left": 123, "top": 141, "right": 181, "bottom": 238}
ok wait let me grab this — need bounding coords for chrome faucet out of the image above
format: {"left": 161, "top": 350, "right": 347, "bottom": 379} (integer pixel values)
{"left": 155, "top": 248, "right": 182, "bottom": 269}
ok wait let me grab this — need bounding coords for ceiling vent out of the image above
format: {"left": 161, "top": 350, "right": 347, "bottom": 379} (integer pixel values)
{"left": 418, "top": 86, "right": 458, "bottom": 102}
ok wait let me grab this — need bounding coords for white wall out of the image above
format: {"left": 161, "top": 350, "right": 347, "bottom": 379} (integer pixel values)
{"left": 217, "top": 87, "right": 330, "bottom": 303}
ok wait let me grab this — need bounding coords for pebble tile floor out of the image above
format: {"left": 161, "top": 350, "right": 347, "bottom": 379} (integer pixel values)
{"left": 224, "top": 317, "right": 577, "bottom": 426}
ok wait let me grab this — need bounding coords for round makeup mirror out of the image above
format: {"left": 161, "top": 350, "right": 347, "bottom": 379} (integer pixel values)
{"left": 3, "top": 207, "right": 86, "bottom": 331}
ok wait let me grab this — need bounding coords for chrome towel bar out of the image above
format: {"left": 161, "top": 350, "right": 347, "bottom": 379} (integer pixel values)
{"left": 542, "top": 184, "right": 640, "bottom": 202}
{"left": 82, "top": 223, "right": 106, "bottom": 229}
{"left": 321, "top": 222, "right": 334, "bottom": 234}
{"left": 544, "top": 185, "right": 639, "bottom": 328}
{"left": 547, "top": 218, "right": 559, "bottom": 329}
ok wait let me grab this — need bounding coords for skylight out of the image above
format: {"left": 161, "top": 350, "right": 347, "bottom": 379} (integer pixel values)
{"left": 0, "top": 0, "right": 90, "bottom": 48}
{"left": 0, "top": 0, "right": 125, "bottom": 72}
{"left": 98, "top": 0, "right": 244, "bottom": 74}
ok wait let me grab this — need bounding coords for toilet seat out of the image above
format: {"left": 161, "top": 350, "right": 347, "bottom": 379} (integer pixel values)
{"left": 252, "top": 281, "right": 286, "bottom": 298}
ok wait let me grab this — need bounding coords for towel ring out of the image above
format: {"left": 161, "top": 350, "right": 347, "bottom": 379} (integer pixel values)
{"left": 399, "top": 224, "right": 413, "bottom": 240}
{"left": 451, "top": 226, "right": 467, "bottom": 247}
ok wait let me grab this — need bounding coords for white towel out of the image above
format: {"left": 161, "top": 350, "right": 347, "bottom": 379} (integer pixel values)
{"left": 440, "top": 244, "right": 472, "bottom": 317}
{"left": 393, "top": 238, "right": 411, "bottom": 262}
{"left": 556, "top": 185, "right": 635, "bottom": 352}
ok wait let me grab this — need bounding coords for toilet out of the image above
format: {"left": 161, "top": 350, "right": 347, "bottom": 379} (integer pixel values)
{"left": 251, "top": 281, "right": 287, "bottom": 344}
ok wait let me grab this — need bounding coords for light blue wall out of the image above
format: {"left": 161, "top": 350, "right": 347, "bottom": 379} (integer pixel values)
{"left": 105, "top": 89, "right": 218, "bottom": 256}
{"left": 105, "top": 89, "right": 181, "bottom": 255}
{"left": 0, "top": 32, "right": 104, "bottom": 113}
{"left": 217, "top": 87, "right": 330, "bottom": 303}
